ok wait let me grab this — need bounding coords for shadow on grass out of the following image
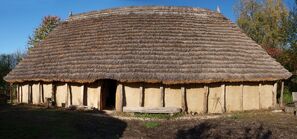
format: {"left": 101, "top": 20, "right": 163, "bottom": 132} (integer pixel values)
{"left": 0, "top": 104, "right": 127, "bottom": 139}
{"left": 176, "top": 121, "right": 272, "bottom": 139}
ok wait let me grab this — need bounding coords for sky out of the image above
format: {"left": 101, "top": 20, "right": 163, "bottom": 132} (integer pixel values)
{"left": 0, "top": 0, "right": 291, "bottom": 54}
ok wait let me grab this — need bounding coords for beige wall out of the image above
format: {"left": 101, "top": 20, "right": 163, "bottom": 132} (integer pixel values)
{"left": 124, "top": 84, "right": 140, "bottom": 107}
{"left": 260, "top": 84, "right": 273, "bottom": 109}
{"left": 87, "top": 84, "right": 100, "bottom": 109}
{"left": 165, "top": 86, "right": 181, "bottom": 108}
{"left": 32, "top": 84, "right": 39, "bottom": 104}
{"left": 226, "top": 85, "right": 242, "bottom": 112}
{"left": 16, "top": 81, "right": 275, "bottom": 113}
{"left": 21, "top": 84, "right": 29, "bottom": 103}
{"left": 243, "top": 84, "right": 260, "bottom": 110}
{"left": 43, "top": 84, "right": 52, "bottom": 101}
{"left": 71, "top": 84, "right": 83, "bottom": 106}
{"left": 144, "top": 84, "right": 162, "bottom": 108}
{"left": 186, "top": 85, "right": 205, "bottom": 114}
{"left": 56, "top": 84, "right": 67, "bottom": 107}
{"left": 208, "top": 85, "right": 224, "bottom": 114}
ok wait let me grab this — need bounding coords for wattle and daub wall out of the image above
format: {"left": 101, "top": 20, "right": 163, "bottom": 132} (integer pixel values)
{"left": 16, "top": 81, "right": 277, "bottom": 114}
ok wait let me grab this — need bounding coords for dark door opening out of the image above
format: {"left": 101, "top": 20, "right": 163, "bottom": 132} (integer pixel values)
{"left": 101, "top": 79, "right": 117, "bottom": 110}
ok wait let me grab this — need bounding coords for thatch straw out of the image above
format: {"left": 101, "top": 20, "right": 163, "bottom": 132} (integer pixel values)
{"left": 4, "top": 6, "right": 291, "bottom": 84}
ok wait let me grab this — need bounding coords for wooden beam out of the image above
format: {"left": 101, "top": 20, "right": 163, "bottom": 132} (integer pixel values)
{"left": 280, "top": 81, "right": 284, "bottom": 107}
{"left": 273, "top": 82, "right": 278, "bottom": 108}
{"left": 181, "top": 86, "right": 186, "bottom": 112}
{"left": 38, "top": 83, "right": 41, "bottom": 104}
{"left": 10, "top": 84, "right": 13, "bottom": 104}
{"left": 28, "top": 84, "right": 32, "bottom": 104}
{"left": 240, "top": 84, "right": 244, "bottom": 111}
{"left": 139, "top": 84, "right": 144, "bottom": 107}
{"left": 160, "top": 86, "right": 164, "bottom": 107}
{"left": 123, "top": 107, "right": 181, "bottom": 114}
{"left": 221, "top": 84, "right": 226, "bottom": 113}
{"left": 17, "top": 85, "right": 19, "bottom": 103}
{"left": 116, "top": 84, "right": 123, "bottom": 112}
{"left": 203, "top": 85, "right": 209, "bottom": 114}
{"left": 52, "top": 83, "right": 56, "bottom": 106}
{"left": 20, "top": 85, "right": 23, "bottom": 103}
{"left": 259, "top": 83, "right": 262, "bottom": 109}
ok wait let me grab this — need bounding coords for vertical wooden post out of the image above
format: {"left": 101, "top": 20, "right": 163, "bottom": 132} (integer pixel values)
{"left": 203, "top": 85, "right": 209, "bottom": 114}
{"left": 139, "top": 84, "right": 144, "bottom": 107}
{"left": 240, "top": 84, "right": 244, "bottom": 111}
{"left": 97, "top": 82, "right": 101, "bottom": 110}
{"left": 181, "top": 86, "right": 186, "bottom": 112}
{"left": 10, "top": 84, "right": 13, "bottom": 104}
{"left": 160, "top": 86, "right": 164, "bottom": 107}
{"left": 52, "top": 83, "right": 56, "bottom": 105}
{"left": 116, "top": 84, "right": 123, "bottom": 112}
{"left": 28, "top": 84, "right": 32, "bottom": 104}
{"left": 38, "top": 83, "right": 41, "bottom": 104}
{"left": 259, "top": 83, "right": 262, "bottom": 109}
{"left": 280, "top": 81, "right": 284, "bottom": 107}
{"left": 273, "top": 82, "right": 278, "bottom": 108}
{"left": 221, "top": 84, "right": 226, "bottom": 113}
{"left": 20, "top": 85, "right": 23, "bottom": 103}
{"left": 17, "top": 84, "right": 19, "bottom": 103}
{"left": 65, "top": 83, "right": 70, "bottom": 107}
{"left": 81, "top": 84, "right": 85, "bottom": 106}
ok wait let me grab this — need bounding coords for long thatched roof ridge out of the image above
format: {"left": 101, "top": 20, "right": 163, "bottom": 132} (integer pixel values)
{"left": 5, "top": 6, "right": 291, "bottom": 84}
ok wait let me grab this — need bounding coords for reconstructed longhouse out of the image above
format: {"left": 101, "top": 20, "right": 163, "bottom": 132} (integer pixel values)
{"left": 5, "top": 6, "right": 292, "bottom": 114}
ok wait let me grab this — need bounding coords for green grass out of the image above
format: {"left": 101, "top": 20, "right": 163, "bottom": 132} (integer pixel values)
{"left": 144, "top": 121, "right": 160, "bottom": 128}
{"left": 134, "top": 113, "right": 183, "bottom": 120}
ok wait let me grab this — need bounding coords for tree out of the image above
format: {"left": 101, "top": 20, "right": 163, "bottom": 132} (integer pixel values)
{"left": 234, "top": 0, "right": 289, "bottom": 56}
{"left": 28, "top": 16, "right": 61, "bottom": 49}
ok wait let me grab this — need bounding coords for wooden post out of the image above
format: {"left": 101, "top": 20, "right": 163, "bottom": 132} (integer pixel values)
{"left": 280, "top": 81, "right": 284, "bottom": 107}
{"left": 221, "top": 84, "right": 226, "bottom": 113}
{"left": 28, "top": 84, "right": 32, "bottom": 104}
{"left": 20, "top": 85, "right": 23, "bottom": 103}
{"left": 81, "top": 84, "right": 85, "bottom": 106}
{"left": 116, "top": 84, "right": 123, "bottom": 112}
{"left": 52, "top": 83, "right": 56, "bottom": 106}
{"left": 139, "top": 84, "right": 144, "bottom": 107}
{"left": 10, "top": 84, "right": 13, "bottom": 104}
{"left": 38, "top": 83, "right": 41, "bottom": 104}
{"left": 97, "top": 82, "right": 101, "bottom": 110}
{"left": 273, "top": 82, "right": 278, "bottom": 108}
{"left": 203, "top": 85, "right": 209, "bottom": 114}
{"left": 181, "top": 86, "right": 186, "bottom": 112}
{"left": 65, "top": 83, "right": 70, "bottom": 107}
{"left": 259, "top": 83, "right": 262, "bottom": 109}
{"left": 17, "top": 84, "right": 19, "bottom": 103}
{"left": 160, "top": 86, "right": 164, "bottom": 107}
{"left": 240, "top": 84, "right": 244, "bottom": 111}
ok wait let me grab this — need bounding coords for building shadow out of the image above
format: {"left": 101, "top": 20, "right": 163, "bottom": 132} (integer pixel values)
{"left": 0, "top": 105, "right": 127, "bottom": 139}
{"left": 176, "top": 121, "right": 272, "bottom": 139}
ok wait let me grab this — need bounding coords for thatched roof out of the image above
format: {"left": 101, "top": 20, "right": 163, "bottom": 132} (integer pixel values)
{"left": 5, "top": 6, "right": 291, "bottom": 84}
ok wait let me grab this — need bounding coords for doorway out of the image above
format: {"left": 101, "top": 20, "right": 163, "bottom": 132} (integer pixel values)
{"left": 101, "top": 79, "right": 117, "bottom": 110}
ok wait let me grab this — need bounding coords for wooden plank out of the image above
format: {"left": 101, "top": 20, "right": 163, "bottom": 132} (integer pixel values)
{"left": 10, "top": 84, "right": 12, "bottom": 104}
{"left": 139, "top": 84, "right": 144, "bottom": 107}
{"left": 203, "top": 85, "right": 209, "bottom": 114}
{"left": 181, "top": 86, "right": 186, "bottom": 111}
{"left": 52, "top": 83, "right": 56, "bottom": 105}
{"left": 38, "top": 83, "right": 41, "bottom": 104}
{"left": 20, "top": 85, "right": 23, "bottom": 103}
{"left": 221, "top": 84, "right": 226, "bottom": 113}
{"left": 258, "top": 84, "right": 261, "bottom": 109}
{"left": 160, "top": 86, "right": 164, "bottom": 107}
{"left": 280, "top": 81, "right": 284, "bottom": 107}
{"left": 28, "top": 84, "right": 32, "bottom": 104}
{"left": 273, "top": 82, "right": 278, "bottom": 108}
{"left": 116, "top": 84, "right": 123, "bottom": 112}
{"left": 17, "top": 85, "right": 19, "bottom": 103}
{"left": 240, "top": 84, "right": 243, "bottom": 111}
{"left": 123, "top": 107, "right": 181, "bottom": 114}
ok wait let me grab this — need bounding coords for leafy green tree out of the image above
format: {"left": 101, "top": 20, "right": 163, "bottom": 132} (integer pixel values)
{"left": 234, "top": 0, "right": 289, "bottom": 53}
{"left": 28, "top": 16, "right": 61, "bottom": 49}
